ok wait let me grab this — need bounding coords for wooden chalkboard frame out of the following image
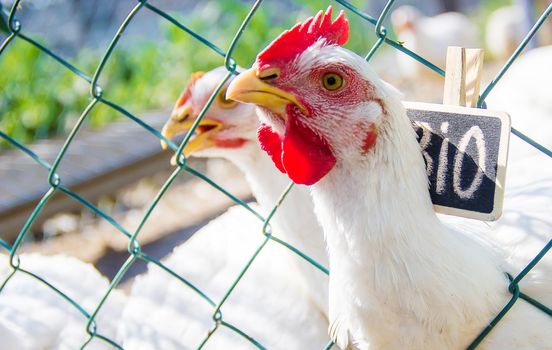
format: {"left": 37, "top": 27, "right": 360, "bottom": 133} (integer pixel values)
{"left": 405, "top": 102, "right": 511, "bottom": 221}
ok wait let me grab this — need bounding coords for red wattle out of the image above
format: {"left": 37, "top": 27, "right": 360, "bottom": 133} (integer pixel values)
{"left": 258, "top": 123, "right": 285, "bottom": 174}
{"left": 257, "top": 118, "right": 336, "bottom": 185}
{"left": 281, "top": 116, "right": 336, "bottom": 185}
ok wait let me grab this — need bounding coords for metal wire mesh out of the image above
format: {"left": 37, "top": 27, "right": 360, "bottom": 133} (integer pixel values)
{"left": 0, "top": 0, "right": 550, "bottom": 349}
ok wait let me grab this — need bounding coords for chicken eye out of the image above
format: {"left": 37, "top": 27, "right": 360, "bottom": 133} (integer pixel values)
{"left": 218, "top": 87, "right": 238, "bottom": 109}
{"left": 322, "top": 73, "right": 343, "bottom": 91}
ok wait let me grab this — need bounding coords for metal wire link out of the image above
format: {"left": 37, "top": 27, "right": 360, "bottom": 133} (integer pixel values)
{"left": 0, "top": 1, "right": 550, "bottom": 349}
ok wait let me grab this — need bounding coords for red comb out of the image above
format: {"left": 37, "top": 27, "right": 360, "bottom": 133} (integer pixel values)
{"left": 174, "top": 71, "right": 205, "bottom": 109}
{"left": 256, "top": 6, "right": 349, "bottom": 69}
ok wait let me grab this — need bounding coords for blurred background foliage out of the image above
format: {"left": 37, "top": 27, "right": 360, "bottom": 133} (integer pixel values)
{"left": 0, "top": 0, "right": 525, "bottom": 149}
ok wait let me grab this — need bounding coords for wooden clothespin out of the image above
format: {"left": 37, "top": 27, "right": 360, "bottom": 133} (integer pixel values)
{"left": 443, "top": 46, "right": 484, "bottom": 107}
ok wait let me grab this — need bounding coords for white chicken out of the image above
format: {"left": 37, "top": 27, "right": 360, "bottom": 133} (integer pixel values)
{"left": 485, "top": 45, "right": 552, "bottom": 156}
{"left": 227, "top": 7, "right": 552, "bottom": 349}
{"left": 479, "top": 45, "right": 552, "bottom": 285}
{"left": 485, "top": 5, "right": 527, "bottom": 61}
{"left": 485, "top": 5, "right": 552, "bottom": 61}
{"left": 118, "top": 68, "right": 331, "bottom": 349}
{"left": 119, "top": 205, "right": 330, "bottom": 350}
{"left": 160, "top": 67, "right": 329, "bottom": 310}
{"left": 390, "top": 5, "right": 478, "bottom": 80}
{"left": 0, "top": 253, "right": 126, "bottom": 350}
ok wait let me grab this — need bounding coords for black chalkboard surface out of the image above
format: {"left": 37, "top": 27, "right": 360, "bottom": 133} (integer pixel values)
{"left": 405, "top": 102, "right": 511, "bottom": 221}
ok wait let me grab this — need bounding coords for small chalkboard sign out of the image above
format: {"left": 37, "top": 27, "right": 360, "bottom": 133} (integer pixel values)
{"left": 405, "top": 102, "right": 511, "bottom": 221}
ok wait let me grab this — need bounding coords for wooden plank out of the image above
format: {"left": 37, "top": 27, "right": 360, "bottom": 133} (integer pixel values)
{"left": 0, "top": 111, "right": 174, "bottom": 241}
{"left": 464, "top": 49, "right": 484, "bottom": 108}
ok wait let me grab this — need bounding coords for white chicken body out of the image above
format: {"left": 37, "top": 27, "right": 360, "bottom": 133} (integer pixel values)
{"left": 221, "top": 142, "right": 330, "bottom": 308}
{"left": 169, "top": 67, "right": 329, "bottom": 309}
{"left": 485, "top": 45, "right": 552, "bottom": 156}
{"left": 0, "top": 254, "right": 126, "bottom": 350}
{"left": 119, "top": 205, "right": 329, "bottom": 350}
{"left": 391, "top": 6, "right": 478, "bottom": 79}
{"left": 485, "top": 6, "right": 526, "bottom": 61}
{"left": 485, "top": 5, "right": 552, "bottom": 61}
{"left": 304, "top": 48, "right": 552, "bottom": 349}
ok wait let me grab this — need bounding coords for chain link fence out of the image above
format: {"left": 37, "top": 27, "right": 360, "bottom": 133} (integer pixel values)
{"left": 0, "top": 0, "right": 551, "bottom": 349}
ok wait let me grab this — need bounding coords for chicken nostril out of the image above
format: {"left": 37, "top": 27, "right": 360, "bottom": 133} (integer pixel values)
{"left": 258, "top": 67, "right": 281, "bottom": 81}
{"left": 260, "top": 73, "right": 279, "bottom": 81}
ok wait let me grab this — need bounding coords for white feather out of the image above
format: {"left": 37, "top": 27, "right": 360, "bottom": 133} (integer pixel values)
{"left": 0, "top": 253, "right": 126, "bottom": 350}
{"left": 118, "top": 205, "right": 330, "bottom": 350}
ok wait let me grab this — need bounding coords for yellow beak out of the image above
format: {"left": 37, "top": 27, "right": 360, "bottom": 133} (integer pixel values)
{"left": 161, "top": 104, "right": 223, "bottom": 164}
{"left": 226, "top": 67, "right": 307, "bottom": 115}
